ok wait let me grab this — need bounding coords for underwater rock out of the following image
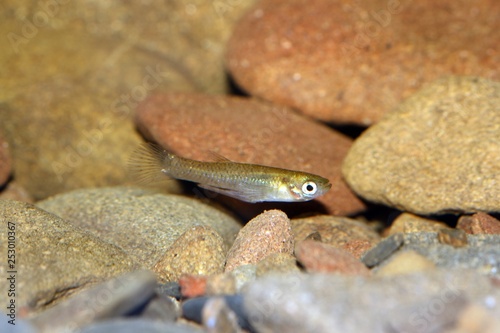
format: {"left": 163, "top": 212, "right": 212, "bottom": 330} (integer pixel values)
{"left": 343, "top": 76, "right": 500, "bottom": 214}
{"left": 225, "top": 210, "right": 294, "bottom": 272}
{"left": 0, "top": 200, "right": 136, "bottom": 312}
{"left": 37, "top": 187, "right": 241, "bottom": 268}
{"left": 135, "top": 92, "right": 365, "bottom": 216}
{"left": 226, "top": 0, "right": 499, "bottom": 125}
{"left": 244, "top": 270, "right": 500, "bottom": 333}
{"left": 153, "top": 225, "right": 227, "bottom": 283}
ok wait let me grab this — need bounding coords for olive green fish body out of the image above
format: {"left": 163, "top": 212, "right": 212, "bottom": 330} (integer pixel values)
{"left": 131, "top": 143, "right": 331, "bottom": 203}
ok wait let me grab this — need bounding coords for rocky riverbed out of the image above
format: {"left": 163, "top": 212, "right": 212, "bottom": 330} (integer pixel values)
{"left": 1, "top": 1, "right": 499, "bottom": 332}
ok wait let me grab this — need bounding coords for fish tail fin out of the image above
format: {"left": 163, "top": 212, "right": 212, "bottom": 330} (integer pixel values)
{"left": 128, "top": 142, "right": 174, "bottom": 185}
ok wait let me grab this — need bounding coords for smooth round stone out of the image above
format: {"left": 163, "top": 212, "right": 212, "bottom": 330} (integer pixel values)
{"left": 225, "top": 210, "right": 294, "bottom": 272}
{"left": 295, "top": 240, "right": 370, "bottom": 276}
{"left": 37, "top": 187, "right": 242, "bottom": 268}
{"left": 226, "top": 0, "right": 499, "bottom": 125}
{"left": 0, "top": 200, "right": 136, "bottom": 311}
{"left": 342, "top": 76, "right": 500, "bottom": 214}
{"left": 135, "top": 93, "right": 365, "bottom": 216}
{"left": 153, "top": 225, "right": 227, "bottom": 282}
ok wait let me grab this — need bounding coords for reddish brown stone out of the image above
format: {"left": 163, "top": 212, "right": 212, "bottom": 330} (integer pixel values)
{"left": 295, "top": 240, "right": 370, "bottom": 276}
{"left": 341, "top": 239, "right": 373, "bottom": 259}
{"left": 225, "top": 210, "right": 294, "bottom": 272}
{"left": 457, "top": 213, "right": 500, "bottom": 235}
{"left": 226, "top": 0, "right": 499, "bottom": 125}
{"left": 135, "top": 93, "right": 365, "bottom": 216}
{"left": 179, "top": 274, "right": 207, "bottom": 298}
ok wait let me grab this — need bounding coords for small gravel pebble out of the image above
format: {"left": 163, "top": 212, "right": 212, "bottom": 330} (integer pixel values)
{"left": 295, "top": 240, "right": 370, "bottom": 276}
{"left": 361, "top": 233, "right": 404, "bottom": 267}
{"left": 225, "top": 210, "right": 294, "bottom": 272}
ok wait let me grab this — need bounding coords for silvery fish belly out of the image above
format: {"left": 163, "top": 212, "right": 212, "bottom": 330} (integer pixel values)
{"left": 130, "top": 143, "right": 331, "bottom": 203}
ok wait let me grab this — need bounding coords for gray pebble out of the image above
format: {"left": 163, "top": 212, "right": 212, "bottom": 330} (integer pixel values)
{"left": 30, "top": 270, "right": 157, "bottom": 333}
{"left": 403, "top": 232, "right": 500, "bottom": 276}
{"left": 77, "top": 319, "right": 204, "bottom": 333}
{"left": 244, "top": 269, "right": 500, "bottom": 333}
{"left": 361, "top": 233, "right": 404, "bottom": 267}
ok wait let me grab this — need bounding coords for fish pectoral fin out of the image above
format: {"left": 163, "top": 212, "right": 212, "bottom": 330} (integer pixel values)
{"left": 197, "top": 183, "right": 265, "bottom": 203}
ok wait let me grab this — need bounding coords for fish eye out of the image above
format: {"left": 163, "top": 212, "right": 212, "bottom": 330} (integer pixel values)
{"left": 302, "top": 181, "right": 317, "bottom": 195}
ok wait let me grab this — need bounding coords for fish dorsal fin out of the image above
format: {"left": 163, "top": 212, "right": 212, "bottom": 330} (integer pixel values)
{"left": 208, "top": 151, "right": 233, "bottom": 163}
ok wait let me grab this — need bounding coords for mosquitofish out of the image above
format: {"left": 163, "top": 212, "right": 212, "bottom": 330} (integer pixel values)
{"left": 129, "top": 143, "right": 331, "bottom": 203}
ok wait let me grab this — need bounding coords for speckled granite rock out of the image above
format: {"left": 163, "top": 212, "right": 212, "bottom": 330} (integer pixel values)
{"left": 291, "top": 215, "right": 380, "bottom": 249}
{"left": 225, "top": 210, "right": 294, "bottom": 272}
{"left": 343, "top": 76, "right": 500, "bottom": 214}
{"left": 153, "top": 225, "right": 227, "bottom": 282}
{"left": 226, "top": 0, "right": 499, "bottom": 125}
{"left": 0, "top": 200, "right": 136, "bottom": 312}
{"left": 135, "top": 93, "right": 365, "bottom": 216}
{"left": 244, "top": 270, "right": 500, "bottom": 333}
{"left": 37, "top": 187, "right": 242, "bottom": 269}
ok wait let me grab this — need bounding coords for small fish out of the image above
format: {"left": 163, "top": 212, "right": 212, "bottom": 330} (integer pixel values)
{"left": 129, "top": 143, "right": 331, "bottom": 203}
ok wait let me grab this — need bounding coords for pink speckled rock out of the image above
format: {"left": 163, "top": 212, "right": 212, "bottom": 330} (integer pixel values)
{"left": 225, "top": 210, "right": 294, "bottom": 272}
{"left": 135, "top": 93, "right": 365, "bottom": 216}
{"left": 295, "top": 240, "right": 370, "bottom": 276}
{"left": 457, "top": 213, "right": 500, "bottom": 235}
{"left": 226, "top": 0, "right": 499, "bottom": 125}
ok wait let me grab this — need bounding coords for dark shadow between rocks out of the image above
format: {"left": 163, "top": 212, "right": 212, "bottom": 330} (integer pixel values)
{"left": 225, "top": 72, "right": 250, "bottom": 97}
